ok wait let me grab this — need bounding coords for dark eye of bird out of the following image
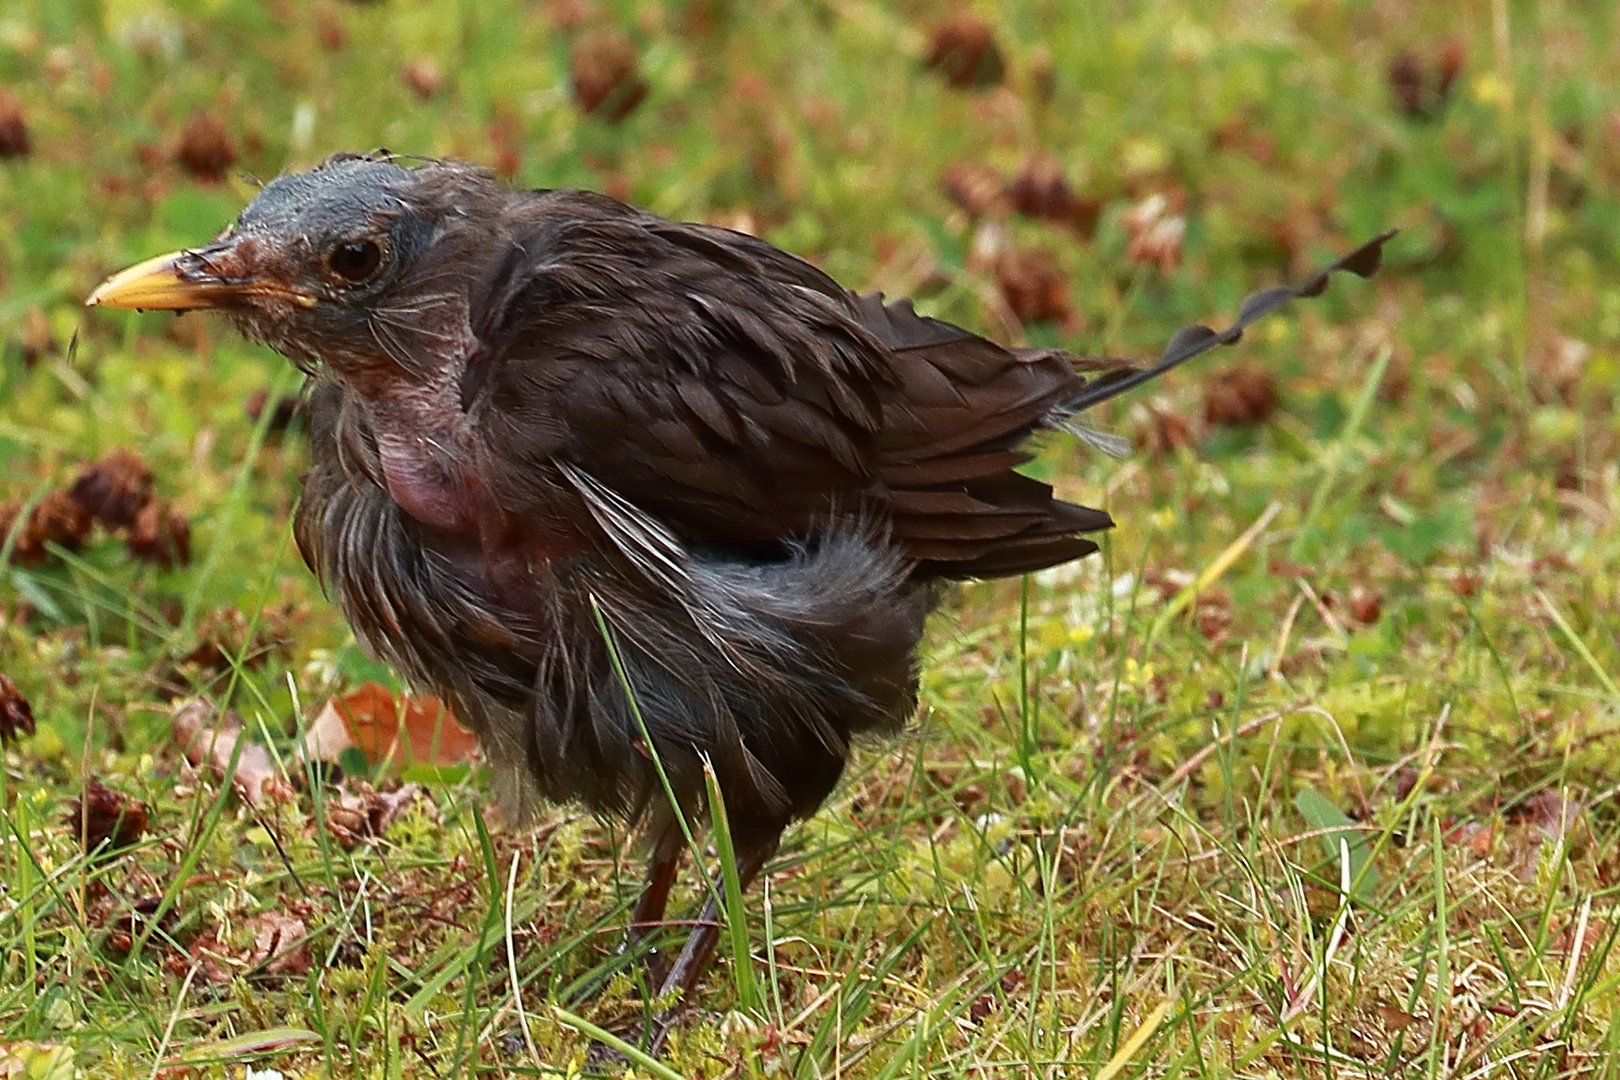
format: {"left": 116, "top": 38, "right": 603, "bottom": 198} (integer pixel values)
{"left": 328, "top": 239, "right": 383, "bottom": 283}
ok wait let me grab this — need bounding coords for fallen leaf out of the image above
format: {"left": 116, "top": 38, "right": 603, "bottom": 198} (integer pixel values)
{"left": 1204, "top": 365, "right": 1280, "bottom": 427}
{"left": 171, "top": 699, "right": 292, "bottom": 808}
{"left": 244, "top": 911, "right": 311, "bottom": 976}
{"left": 319, "top": 781, "right": 427, "bottom": 848}
{"left": 1376, "top": 1004, "right": 1423, "bottom": 1032}
{"left": 940, "top": 160, "right": 1006, "bottom": 217}
{"left": 1349, "top": 590, "right": 1383, "bottom": 624}
{"left": 91, "top": 892, "right": 169, "bottom": 955}
{"left": 183, "top": 931, "right": 236, "bottom": 986}
{"left": 1554, "top": 918, "right": 1608, "bottom": 955}
{"left": 19, "top": 306, "right": 54, "bottom": 365}
{"left": 1137, "top": 403, "right": 1196, "bottom": 456}
{"left": 126, "top": 500, "right": 191, "bottom": 568}
{"left": 995, "top": 249, "right": 1071, "bottom": 325}
{"left": 1007, "top": 154, "right": 1098, "bottom": 234}
{"left": 307, "top": 682, "right": 478, "bottom": 771}
{"left": 401, "top": 56, "right": 443, "bottom": 100}
{"left": 1442, "top": 818, "right": 1495, "bottom": 859}
{"left": 1523, "top": 789, "right": 1583, "bottom": 843}
{"left": 3, "top": 490, "right": 92, "bottom": 566}
{"left": 1388, "top": 51, "right": 1425, "bottom": 117}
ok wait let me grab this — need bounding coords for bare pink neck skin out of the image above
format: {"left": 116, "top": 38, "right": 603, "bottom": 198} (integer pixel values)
{"left": 350, "top": 355, "right": 578, "bottom": 594}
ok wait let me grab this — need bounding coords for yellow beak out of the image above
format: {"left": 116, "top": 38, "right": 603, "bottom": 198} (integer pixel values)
{"left": 86, "top": 249, "right": 315, "bottom": 311}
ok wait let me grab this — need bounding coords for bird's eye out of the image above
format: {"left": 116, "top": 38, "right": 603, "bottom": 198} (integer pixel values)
{"left": 328, "top": 239, "right": 384, "bottom": 283}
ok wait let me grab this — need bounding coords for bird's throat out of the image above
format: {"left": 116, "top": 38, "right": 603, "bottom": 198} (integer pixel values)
{"left": 359, "top": 372, "right": 483, "bottom": 533}
{"left": 365, "top": 388, "right": 575, "bottom": 595}
{"left": 376, "top": 431, "right": 476, "bottom": 533}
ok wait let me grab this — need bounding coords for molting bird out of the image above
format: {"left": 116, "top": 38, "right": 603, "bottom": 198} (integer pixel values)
{"left": 89, "top": 154, "right": 1390, "bottom": 1001}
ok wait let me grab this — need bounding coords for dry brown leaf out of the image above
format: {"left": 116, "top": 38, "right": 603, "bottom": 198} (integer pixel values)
{"left": 320, "top": 781, "right": 427, "bottom": 848}
{"left": 1007, "top": 155, "right": 1098, "bottom": 234}
{"left": 244, "top": 911, "right": 311, "bottom": 976}
{"left": 307, "top": 682, "right": 478, "bottom": 771}
{"left": 1137, "top": 402, "right": 1197, "bottom": 457}
{"left": 401, "top": 56, "right": 443, "bottom": 99}
{"left": 1442, "top": 818, "right": 1495, "bottom": 859}
{"left": 1388, "top": 51, "right": 1425, "bottom": 117}
{"left": 1349, "top": 590, "right": 1383, "bottom": 624}
{"left": 995, "top": 249, "right": 1070, "bottom": 326}
{"left": 940, "top": 161, "right": 1006, "bottom": 217}
{"left": 1376, "top": 1003, "right": 1423, "bottom": 1032}
{"left": 4, "top": 490, "right": 92, "bottom": 566}
{"left": 183, "top": 931, "right": 236, "bottom": 986}
{"left": 571, "top": 29, "right": 647, "bottom": 122}
{"left": 171, "top": 698, "right": 292, "bottom": 807}
{"left": 1524, "top": 789, "right": 1583, "bottom": 842}
{"left": 126, "top": 500, "right": 191, "bottom": 568}
{"left": 20, "top": 306, "right": 55, "bottom": 365}
{"left": 1204, "top": 365, "right": 1280, "bottom": 427}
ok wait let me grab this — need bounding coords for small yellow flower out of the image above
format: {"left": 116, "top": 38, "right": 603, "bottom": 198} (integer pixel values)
{"left": 1123, "top": 657, "right": 1156, "bottom": 686}
{"left": 1471, "top": 72, "right": 1508, "bottom": 106}
{"left": 1039, "top": 618, "right": 1069, "bottom": 651}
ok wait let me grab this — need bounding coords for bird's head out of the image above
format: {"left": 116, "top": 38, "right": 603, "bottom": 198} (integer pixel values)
{"left": 87, "top": 154, "right": 480, "bottom": 377}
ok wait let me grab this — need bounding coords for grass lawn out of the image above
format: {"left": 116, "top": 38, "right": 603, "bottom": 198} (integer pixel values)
{"left": 5, "top": 0, "right": 1620, "bottom": 1076}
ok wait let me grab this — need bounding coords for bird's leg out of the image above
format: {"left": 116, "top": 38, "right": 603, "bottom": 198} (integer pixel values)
{"left": 630, "top": 822, "right": 686, "bottom": 940}
{"left": 655, "top": 834, "right": 777, "bottom": 1005}
{"left": 627, "top": 818, "right": 688, "bottom": 987}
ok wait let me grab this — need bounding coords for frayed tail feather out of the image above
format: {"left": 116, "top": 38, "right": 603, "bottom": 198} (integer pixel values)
{"left": 1048, "top": 416, "right": 1134, "bottom": 458}
{"left": 1067, "top": 230, "right": 1396, "bottom": 414}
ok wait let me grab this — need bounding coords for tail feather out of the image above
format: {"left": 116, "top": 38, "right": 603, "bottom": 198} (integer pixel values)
{"left": 848, "top": 231, "right": 1395, "bottom": 580}
{"left": 1064, "top": 229, "right": 1397, "bottom": 413}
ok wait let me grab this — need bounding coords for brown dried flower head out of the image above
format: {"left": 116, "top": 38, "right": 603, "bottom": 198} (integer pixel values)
{"left": 175, "top": 111, "right": 238, "bottom": 182}
{"left": 924, "top": 13, "right": 1005, "bottom": 90}
{"left": 571, "top": 30, "right": 648, "bottom": 123}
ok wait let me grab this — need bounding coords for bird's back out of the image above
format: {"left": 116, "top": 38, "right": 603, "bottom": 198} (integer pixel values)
{"left": 450, "top": 188, "right": 1119, "bottom": 581}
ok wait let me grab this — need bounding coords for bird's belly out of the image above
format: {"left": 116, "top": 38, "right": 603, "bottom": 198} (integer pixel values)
{"left": 302, "top": 452, "right": 934, "bottom": 831}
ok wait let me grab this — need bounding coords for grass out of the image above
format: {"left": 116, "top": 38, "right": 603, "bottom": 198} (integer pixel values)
{"left": 4, "top": 0, "right": 1620, "bottom": 1075}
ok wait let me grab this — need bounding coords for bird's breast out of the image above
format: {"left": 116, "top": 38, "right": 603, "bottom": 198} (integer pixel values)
{"left": 373, "top": 428, "right": 584, "bottom": 601}
{"left": 375, "top": 431, "right": 477, "bottom": 533}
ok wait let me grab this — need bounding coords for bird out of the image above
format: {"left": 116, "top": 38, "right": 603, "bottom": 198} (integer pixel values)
{"left": 89, "top": 153, "right": 1391, "bottom": 1002}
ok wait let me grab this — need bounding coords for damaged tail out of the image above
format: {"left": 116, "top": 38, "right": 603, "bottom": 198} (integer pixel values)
{"left": 1067, "top": 230, "right": 1397, "bottom": 414}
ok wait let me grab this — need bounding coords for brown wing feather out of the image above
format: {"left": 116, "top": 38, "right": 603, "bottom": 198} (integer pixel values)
{"left": 468, "top": 200, "right": 1111, "bottom": 577}
{"left": 469, "top": 192, "right": 1390, "bottom": 581}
